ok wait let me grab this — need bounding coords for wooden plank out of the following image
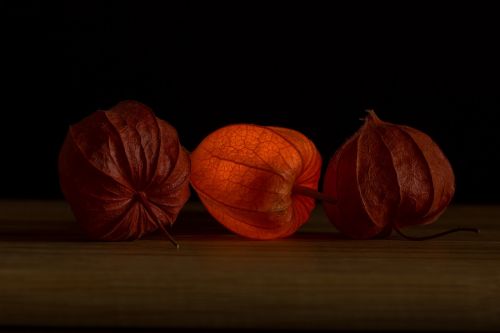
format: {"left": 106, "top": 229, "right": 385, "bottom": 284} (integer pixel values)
{"left": 0, "top": 201, "right": 499, "bottom": 331}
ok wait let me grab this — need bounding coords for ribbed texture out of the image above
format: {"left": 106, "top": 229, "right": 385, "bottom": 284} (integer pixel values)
{"left": 323, "top": 111, "right": 454, "bottom": 239}
{"left": 59, "top": 100, "right": 190, "bottom": 241}
{"left": 190, "top": 124, "right": 322, "bottom": 240}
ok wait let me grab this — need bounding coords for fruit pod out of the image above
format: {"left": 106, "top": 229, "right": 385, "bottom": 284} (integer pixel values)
{"left": 190, "top": 124, "right": 322, "bottom": 240}
{"left": 323, "top": 111, "right": 455, "bottom": 239}
{"left": 59, "top": 100, "right": 190, "bottom": 243}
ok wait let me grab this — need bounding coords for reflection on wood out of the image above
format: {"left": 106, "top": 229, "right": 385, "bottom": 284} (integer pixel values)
{"left": 0, "top": 201, "right": 499, "bottom": 331}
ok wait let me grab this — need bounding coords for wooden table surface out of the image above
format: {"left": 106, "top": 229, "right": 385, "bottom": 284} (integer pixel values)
{"left": 0, "top": 201, "right": 499, "bottom": 332}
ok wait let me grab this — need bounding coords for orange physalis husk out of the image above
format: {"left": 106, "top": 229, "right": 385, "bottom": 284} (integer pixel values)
{"left": 190, "top": 124, "right": 322, "bottom": 240}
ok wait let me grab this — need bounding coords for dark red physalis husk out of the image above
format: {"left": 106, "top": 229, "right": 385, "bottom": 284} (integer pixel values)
{"left": 59, "top": 100, "right": 190, "bottom": 242}
{"left": 323, "top": 111, "right": 457, "bottom": 239}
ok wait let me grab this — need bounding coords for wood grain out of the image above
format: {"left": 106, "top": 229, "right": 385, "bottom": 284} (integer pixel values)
{"left": 0, "top": 201, "right": 499, "bottom": 331}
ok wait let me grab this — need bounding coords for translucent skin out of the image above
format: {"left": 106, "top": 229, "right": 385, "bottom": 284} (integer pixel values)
{"left": 59, "top": 101, "right": 190, "bottom": 241}
{"left": 323, "top": 111, "right": 455, "bottom": 239}
{"left": 190, "top": 124, "right": 322, "bottom": 240}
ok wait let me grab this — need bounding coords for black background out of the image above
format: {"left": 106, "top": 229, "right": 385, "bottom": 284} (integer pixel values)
{"left": 2, "top": 2, "right": 499, "bottom": 203}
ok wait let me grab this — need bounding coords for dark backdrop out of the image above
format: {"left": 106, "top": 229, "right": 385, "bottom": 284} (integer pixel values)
{"left": 2, "top": 2, "right": 499, "bottom": 203}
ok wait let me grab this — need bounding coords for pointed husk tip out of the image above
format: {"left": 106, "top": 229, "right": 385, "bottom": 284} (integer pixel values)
{"left": 365, "top": 109, "right": 383, "bottom": 124}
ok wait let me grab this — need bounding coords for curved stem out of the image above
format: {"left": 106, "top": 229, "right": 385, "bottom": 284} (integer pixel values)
{"left": 136, "top": 192, "right": 180, "bottom": 249}
{"left": 393, "top": 225, "right": 479, "bottom": 241}
{"left": 153, "top": 218, "right": 180, "bottom": 249}
{"left": 292, "top": 185, "right": 336, "bottom": 203}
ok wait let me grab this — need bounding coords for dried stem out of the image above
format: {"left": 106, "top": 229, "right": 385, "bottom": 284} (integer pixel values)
{"left": 292, "top": 185, "right": 336, "bottom": 203}
{"left": 393, "top": 225, "right": 479, "bottom": 241}
{"left": 136, "top": 191, "right": 179, "bottom": 249}
{"left": 290, "top": 186, "right": 480, "bottom": 242}
{"left": 153, "top": 219, "right": 180, "bottom": 249}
